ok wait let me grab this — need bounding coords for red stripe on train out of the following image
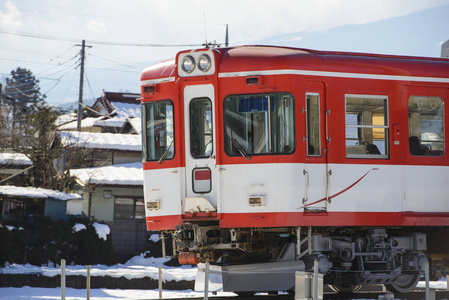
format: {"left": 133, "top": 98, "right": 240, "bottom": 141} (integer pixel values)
{"left": 146, "top": 211, "right": 449, "bottom": 230}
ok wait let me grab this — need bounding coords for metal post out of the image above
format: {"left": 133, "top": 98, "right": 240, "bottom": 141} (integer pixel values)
{"left": 158, "top": 266, "right": 163, "bottom": 299}
{"left": 87, "top": 265, "right": 91, "bottom": 300}
{"left": 204, "top": 262, "right": 210, "bottom": 300}
{"left": 296, "top": 227, "right": 301, "bottom": 259}
{"left": 313, "top": 260, "right": 319, "bottom": 300}
{"left": 425, "top": 260, "right": 430, "bottom": 300}
{"left": 308, "top": 227, "right": 312, "bottom": 255}
{"left": 61, "top": 259, "right": 66, "bottom": 300}
{"left": 161, "top": 232, "right": 166, "bottom": 259}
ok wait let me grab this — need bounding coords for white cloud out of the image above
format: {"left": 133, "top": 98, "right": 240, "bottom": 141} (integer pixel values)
{"left": 86, "top": 19, "right": 107, "bottom": 35}
{"left": 0, "top": 1, "right": 21, "bottom": 29}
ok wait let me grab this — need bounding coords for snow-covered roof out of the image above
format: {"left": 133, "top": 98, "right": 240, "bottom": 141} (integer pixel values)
{"left": 0, "top": 152, "right": 32, "bottom": 166}
{"left": 59, "top": 131, "right": 141, "bottom": 151}
{"left": 112, "top": 102, "right": 141, "bottom": 119}
{"left": 126, "top": 117, "right": 142, "bottom": 134}
{"left": 72, "top": 162, "right": 143, "bottom": 186}
{"left": 58, "top": 117, "right": 126, "bottom": 131}
{"left": 0, "top": 185, "right": 81, "bottom": 201}
{"left": 55, "top": 113, "right": 77, "bottom": 127}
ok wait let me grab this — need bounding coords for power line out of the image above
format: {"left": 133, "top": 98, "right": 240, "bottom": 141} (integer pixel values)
{"left": 0, "top": 28, "right": 207, "bottom": 47}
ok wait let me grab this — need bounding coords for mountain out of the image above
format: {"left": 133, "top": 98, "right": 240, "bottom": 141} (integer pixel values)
{"left": 256, "top": 5, "right": 449, "bottom": 58}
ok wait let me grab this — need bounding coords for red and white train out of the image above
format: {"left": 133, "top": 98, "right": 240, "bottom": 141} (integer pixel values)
{"left": 140, "top": 45, "right": 449, "bottom": 294}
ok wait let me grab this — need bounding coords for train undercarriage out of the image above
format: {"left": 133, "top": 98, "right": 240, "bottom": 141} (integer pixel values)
{"left": 167, "top": 223, "right": 448, "bottom": 294}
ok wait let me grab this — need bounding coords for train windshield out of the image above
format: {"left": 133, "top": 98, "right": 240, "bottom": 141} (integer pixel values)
{"left": 142, "top": 100, "right": 174, "bottom": 162}
{"left": 224, "top": 93, "right": 295, "bottom": 156}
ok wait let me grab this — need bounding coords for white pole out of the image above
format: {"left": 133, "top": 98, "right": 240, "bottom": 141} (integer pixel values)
{"left": 204, "top": 262, "right": 210, "bottom": 300}
{"left": 313, "top": 260, "right": 319, "bottom": 300}
{"left": 87, "top": 265, "right": 91, "bottom": 300}
{"left": 61, "top": 259, "right": 66, "bottom": 300}
{"left": 158, "top": 266, "right": 163, "bottom": 299}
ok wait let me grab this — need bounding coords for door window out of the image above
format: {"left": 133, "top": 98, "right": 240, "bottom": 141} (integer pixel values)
{"left": 190, "top": 98, "right": 213, "bottom": 158}
{"left": 408, "top": 96, "right": 444, "bottom": 156}
{"left": 306, "top": 94, "right": 321, "bottom": 156}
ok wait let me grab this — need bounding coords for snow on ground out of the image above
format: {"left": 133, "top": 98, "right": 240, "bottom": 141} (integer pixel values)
{"left": 0, "top": 287, "right": 237, "bottom": 300}
{"left": 1, "top": 255, "right": 196, "bottom": 281}
{"left": 0, "top": 254, "right": 447, "bottom": 299}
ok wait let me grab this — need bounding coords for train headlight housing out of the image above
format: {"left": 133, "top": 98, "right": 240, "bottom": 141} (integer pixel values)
{"left": 197, "top": 54, "right": 212, "bottom": 72}
{"left": 178, "top": 50, "right": 215, "bottom": 77}
{"left": 181, "top": 56, "right": 195, "bottom": 73}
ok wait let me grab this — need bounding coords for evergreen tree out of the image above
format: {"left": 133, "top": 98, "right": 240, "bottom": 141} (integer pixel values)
{"left": 3, "top": 67, "right": 46, "bottom": 127}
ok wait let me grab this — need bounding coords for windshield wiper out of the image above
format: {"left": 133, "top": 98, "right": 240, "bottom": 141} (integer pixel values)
{"left": 230, "top": 138, "right": 251, "bottom": 160}
{"left": 157, "top": 139, "right": 174, "bottom": 164}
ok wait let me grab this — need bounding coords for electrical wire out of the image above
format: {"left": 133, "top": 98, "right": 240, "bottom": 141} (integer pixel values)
{"left": 0, "top": 28, "right": 208, "bottom": 47}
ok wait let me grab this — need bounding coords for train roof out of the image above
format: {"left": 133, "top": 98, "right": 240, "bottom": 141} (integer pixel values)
{"left": 141, "top": 45, "right": 449, "bottom": 82}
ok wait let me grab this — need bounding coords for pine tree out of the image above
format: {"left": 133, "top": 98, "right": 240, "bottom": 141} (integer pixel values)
{"left": 3, "top": 67, "right": 46, "bottom": 128}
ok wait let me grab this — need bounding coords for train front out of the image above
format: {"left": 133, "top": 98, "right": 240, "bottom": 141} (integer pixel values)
{"left": 140, "top": 49, "right": 221, "bottom": 261}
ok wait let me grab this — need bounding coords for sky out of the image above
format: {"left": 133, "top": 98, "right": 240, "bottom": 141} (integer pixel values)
{"left": 0, "top": 0, "right": 448, "bottom": 110}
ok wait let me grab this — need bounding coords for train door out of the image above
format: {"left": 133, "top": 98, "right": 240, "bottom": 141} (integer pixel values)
{"left": 302, "top": 81, "right": 330, "bottom": 211}
{"left": 183, "top": 84, "right": 218, "bottom": 214}
{"left": 402, "top": 85, "right": 448, "bottom": 212}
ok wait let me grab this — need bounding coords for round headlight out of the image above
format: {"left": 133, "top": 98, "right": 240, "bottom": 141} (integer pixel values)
{"left": 197, "top": 54, "right": 211, "bottom": 72}
{"left": 181, "top": 56, "right": 195, "bottom": 73}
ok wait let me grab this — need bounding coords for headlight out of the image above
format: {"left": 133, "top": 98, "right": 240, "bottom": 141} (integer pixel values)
{"left": 197, "top": 54, "right": 211, "bottom": 72}
{"left": 181, "top": 55, "right": 195, "bottom": 73}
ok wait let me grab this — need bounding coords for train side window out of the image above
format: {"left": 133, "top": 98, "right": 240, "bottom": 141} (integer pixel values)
{"left": 190, "top": 98, "right": 213, "bottom": 158}
{"left": 306, "top": 94, "right": 321, "bottom": 156}
{"left": 141, "top": 100, "right": 174, "bottom": 162}
{"left": 345, "top": 95, "right": 389, "bottom": 158}
{"left": 224, "top": 93, "right": 295, "bottom": 156}
{"left": 408, "top": 96, "right": 444, "bottom": 156}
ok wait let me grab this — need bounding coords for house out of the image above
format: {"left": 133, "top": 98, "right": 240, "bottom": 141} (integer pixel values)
{"left": 0, "top": 185, "right": 82, "bottom": 222}
{"left": 57, "top": 131, "right": 142, "bottom": 168}
{"left": 71, "top": 162, "right": 146, "bottom": 261}
{"left": 58, "top": 91, "right": 141, "bottom": 134}
{"left": 0, "top": 152, "right": 33, "bottom": 187}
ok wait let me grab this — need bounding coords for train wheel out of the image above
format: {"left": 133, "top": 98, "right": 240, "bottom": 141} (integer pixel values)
{"left": 329, "top": 284, "right": 362, "bottom": 293}
{"left": 384, "top": 273, "right": 420, "bottom": 294}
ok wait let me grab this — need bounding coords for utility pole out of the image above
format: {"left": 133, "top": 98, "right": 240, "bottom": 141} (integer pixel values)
{"left": 76, "top": 40, "right": 92, "bottom": 131}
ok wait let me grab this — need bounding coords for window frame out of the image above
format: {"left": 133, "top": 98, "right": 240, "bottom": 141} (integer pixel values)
{"left": 345, "top": 94, "right": 389, "bottom": 159}
{"left": 141, "top": 100, "right": 175, "bottom": 162}
{"left": 223, "top": 92, "right": 296, "bottom": 157}
{"left": 189, "top": 97, "right": 213, "bottom": 159}
{"left": 305, "top": 93, "right": 321, "bottom": 156}
{"left": 113, "top": 197, "right": 145, "bottom": 220}
{"left": 408, "top": 95, "right": 445, "bottom": 157}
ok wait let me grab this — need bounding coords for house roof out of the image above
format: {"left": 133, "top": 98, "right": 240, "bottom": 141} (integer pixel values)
{"left": 88, "top": 91, "right": 141, "bottom": 119}
{"left": 71, "top": 162, "right": 143, "bottom": 187}
{"left": 57, "top": 117, "right": 127, "bottom": 131}
{"left": 59, "top": 131, "right": 141, "bottom": 151}
{"left": 0, "top": 152, "right": 32, "bottom": 166}
{"left": 0, "top": 185, "right": 81, "bottom": 201}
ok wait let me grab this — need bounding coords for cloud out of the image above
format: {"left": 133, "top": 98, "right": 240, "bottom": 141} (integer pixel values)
{"left": 0, "top": 1, "right": 21, "bottom": 29}
{"left": 86, "top": 19, "right": 107, "bottom": 35}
